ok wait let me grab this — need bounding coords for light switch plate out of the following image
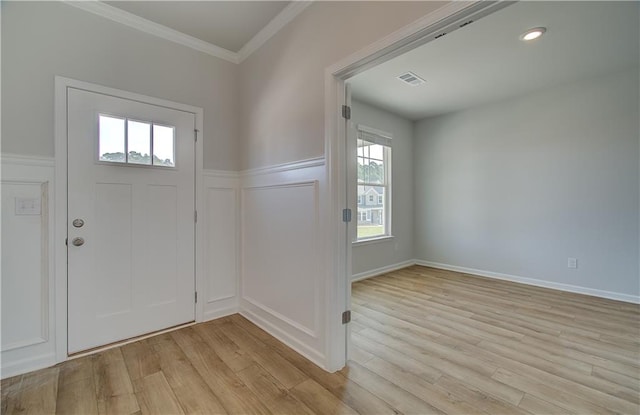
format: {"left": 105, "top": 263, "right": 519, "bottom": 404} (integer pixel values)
{"left": 15, "top": 197, "right": 41, "bottom": 215}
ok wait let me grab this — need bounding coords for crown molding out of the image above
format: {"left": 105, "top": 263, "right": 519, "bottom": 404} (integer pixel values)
{"left": 63, "top": 0, "right": 240, "bottom": 64}
{"left": 63, "top": 1, "right": 313, "bottom": 65}
{"left": 237, "top": 1, "right": 313, "bottom": 63}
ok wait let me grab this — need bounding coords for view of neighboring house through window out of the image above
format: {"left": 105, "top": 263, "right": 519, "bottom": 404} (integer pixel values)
{"left": 356, "top": 125, "right": 391, "bottom": 240}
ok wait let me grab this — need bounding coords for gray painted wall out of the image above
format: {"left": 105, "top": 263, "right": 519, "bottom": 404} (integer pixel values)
{"left": 351, "top": 100, "right": 413, "bottom": 277}
{"left": 1, "top": 1, "right": 240, "bottom": 171}
{"left": 238, "top": 1, "right": 445, "bottom": 170}
{"left": 413, "top": 67, "right": 639, "bottom": 297}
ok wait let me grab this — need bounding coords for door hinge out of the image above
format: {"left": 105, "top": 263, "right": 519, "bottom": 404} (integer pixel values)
{"left": 342, "top": 105, "right": 351, "bottom": 120}
{"left": 342, "top": 208, "right": 352, "bottom": 223}
{"left": 195, "top": 292, "right": 198, "bottom": 303}
{"left": 65, "top": 238, "right": 68, "bottom": 246}
{"left": 194, "top": 129, "right": 199, "bottom": 142}
{"left": 342, "top": 310, "right": 351, "bottom": 324}
{"left": 194, "top": 210, "right": 198, "bottom": 223}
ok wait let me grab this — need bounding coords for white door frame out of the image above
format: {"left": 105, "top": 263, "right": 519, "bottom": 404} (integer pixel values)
{"left": 54, "top": 77, "right": 204, "bottom": 363}
{"left": 323, "top": 0, "right": 513, "bottom": 371}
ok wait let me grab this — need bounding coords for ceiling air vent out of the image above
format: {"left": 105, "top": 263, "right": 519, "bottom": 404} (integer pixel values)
{"left": 397, "top": 71, "right": 426, "bottom": 86}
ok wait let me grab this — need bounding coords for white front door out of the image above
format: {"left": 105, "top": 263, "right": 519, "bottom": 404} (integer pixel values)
{"left": 67, "top": 88, "right": 196, "bottom": 354}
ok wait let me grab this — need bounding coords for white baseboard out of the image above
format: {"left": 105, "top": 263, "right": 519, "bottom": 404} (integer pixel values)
{"left": 0, "top": 353, "right": 56, "bottom": 379}
{"left": 415, "top": 260, "right": 640, "bottom": 304}
{"left": 351, "top": 260, "right": 416, "bottom": 282}
{"left": 203, "top": 305, "right": 239, "bottom": 322}
{"left": 239, "top": 308, "right": 326, "bottom": 370}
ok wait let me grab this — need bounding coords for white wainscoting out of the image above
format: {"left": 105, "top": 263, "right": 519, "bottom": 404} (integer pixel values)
{"left": 239, "top": 158, "right": 327, "bottom": 368}
{"left": 1, "top": 154, "right": 57, "bottom": 378}
{"left": 0, "top": 153, "right": 327, "bottom": 377}
{"left": 202, "top": 170, "right": 241, "bottom": 320}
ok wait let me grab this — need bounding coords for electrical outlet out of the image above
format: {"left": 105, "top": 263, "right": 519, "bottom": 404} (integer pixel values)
{"left": 568, "top": 257, "right": 578, "bottom": 269}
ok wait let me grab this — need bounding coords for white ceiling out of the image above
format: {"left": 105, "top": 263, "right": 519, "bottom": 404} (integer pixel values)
{"left": 105, "top": 1, "right": 290, "bottom": 52}
{"left": 349, "top": 1, "right": 640, "bottom": 121}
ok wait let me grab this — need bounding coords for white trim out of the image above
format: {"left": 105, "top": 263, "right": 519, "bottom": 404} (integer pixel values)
{"left": 62, "top": 1, "right": 313, "bottom": 65}
{"left": 415, "top": 260, "right": 640, "bottom": 305}
{"left": 54, "top": 76, "right": 205, "bottom": 365}
{"left": 67, "top": 322, "right": 197, "bottom": 360}
{"left": 324, "top": 0, "right": 513, "bottom": 372}
{"left": 241, "top": 157, "right": 325, "bottom": 177}
{"left": 356, "top": 124, "right": 392, "bottom": 141}
{"left": 203, "top": 305, "right": 239, "bottom": 322}
{"left": 243, "top": 296, "right": 317, "bottom": 338}
{"left": 327, "top": 1, "right": 506, "bottom": 79}
{"left": 352, "top": 235, "right": 395, "bottom": 247}
{"left": 239, "top": 309, "right": 326, "bottom": 369}
{"left": 62, "top": 1, "right": 239, "bottom": 64}
{"left": 1, "top": 157, "right": 56, "bottom": 379}
{"left": 237, "top": 1, "right": 313, "bottom": 63}
{"left": 0, "top": 353, "right": 56, "bottom": 380}
{"left": 203, "top": 169, "right": 240, "bottom": 179}
{"left": 351, "top": 260, "right": 415, "bottom": 283}
{"left": 1, "top": 154, "right": 55, "bottom": 168}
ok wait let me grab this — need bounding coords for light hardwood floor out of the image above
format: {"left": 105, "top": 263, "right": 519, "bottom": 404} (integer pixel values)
{"left": 2, "top": 265, "right": 639, "bottom": 414}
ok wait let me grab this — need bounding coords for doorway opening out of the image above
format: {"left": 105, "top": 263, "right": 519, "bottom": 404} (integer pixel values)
{"left": 331, "top": 2, "right": 639, "bottom": 411}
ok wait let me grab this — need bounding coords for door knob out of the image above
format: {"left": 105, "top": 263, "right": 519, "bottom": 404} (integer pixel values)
{"left": 72, "top": 237, "right": 85, "bottom": 247}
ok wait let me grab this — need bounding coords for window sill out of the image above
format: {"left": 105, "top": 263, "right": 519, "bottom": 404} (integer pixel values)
{"left": 352, "top": 235, "right": 395, "bottom": 247}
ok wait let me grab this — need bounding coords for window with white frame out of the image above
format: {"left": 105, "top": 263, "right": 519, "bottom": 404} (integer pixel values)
{"left": 356, "top": 125, "right": 391, "bottom": 241}
{"left": 98, "top": 114, "right": 176, "bottom": 167}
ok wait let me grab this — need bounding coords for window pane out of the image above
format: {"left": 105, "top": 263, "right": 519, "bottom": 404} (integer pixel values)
{"left": 357, "top": 157, "right": 366, "bottom": 182}
{"left": 357, "top": 142, "right": 385, "bottom": 185}
{"left": 99, "top": 115, "right": 125, "bottom": 162}
{"left": 127, "top": 120, "right": 151, "bottom": 165}
{"left": 153, "top": 125, "right": 175, "bottom": 167}
{"left": 369, "top": 144, "right": 384, "bottom": 161}
{"left": 357, "top": 185, "right": 385, "bottom": 239}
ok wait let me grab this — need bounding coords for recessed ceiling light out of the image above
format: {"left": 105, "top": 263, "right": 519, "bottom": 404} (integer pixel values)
{"left": 520, "top": 27, "right": 546, "bottom": 42}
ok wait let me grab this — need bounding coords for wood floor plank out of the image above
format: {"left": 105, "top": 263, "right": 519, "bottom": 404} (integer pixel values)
{"left": 220, "top": 321, "right": 308, "bottom": 389}
{"left": 91, "top": 348, "right": 139, "bottom": 415}
{"left": 56, "top": 358, "right": 98, "bottom": 415}
{"left": 344, "top": 361, "right": 445, "bottom": 415}
{"left": 492, "top": 367, "right": 618, "bottom": 414}
{"left": 290, "top": 378, "right": 359, "bottom": 415}
{"left": 5, "top": 265, "right": 639, "bottom": 415}
{"left": 170, "top": 327, "right": 272, "bottom": 415}
{"left": 518, "top": 393, "right": 576, "bottom": 414}
{"left": 230, "top": 315, "right": 400, "bottom": 415}
{"left": 477, "top": 339, "right": 639, "bottom": 405}
{"left": 349, "top": 344, "right": 375, "bottom": 366}
{"left": 434, "top": 375, "right": 531, "bottom": 415}
{"left": 192, "top": 321, "right": 254, "bottom": 373}
{"left": 236, "top": 363, "right": 315, "bottom": 415}
{"left": 146, "top": 333, "right": 227, "bottom": 414}
{"left": 134, "top": 371, "right": 184, "bottom": 415}
{"left": 120, "top": 340, "right": 161, "bottom": 382}
{"left": 354, "top": 327, "right": 525, "bottom": 406}
{"left": 1, "top": 375, "right": 23, "bottom": 415}
{"left": 592, "top": 365, "right": 640, "bottom": 392}
{"left": 363, "top": 357, "right": 481, "bottom": 414}
{"left": 11, "top": 367, "right": 59, "bottom": 415}
{"left": 351, "top": 331, "right": 442, "bottom": 383}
